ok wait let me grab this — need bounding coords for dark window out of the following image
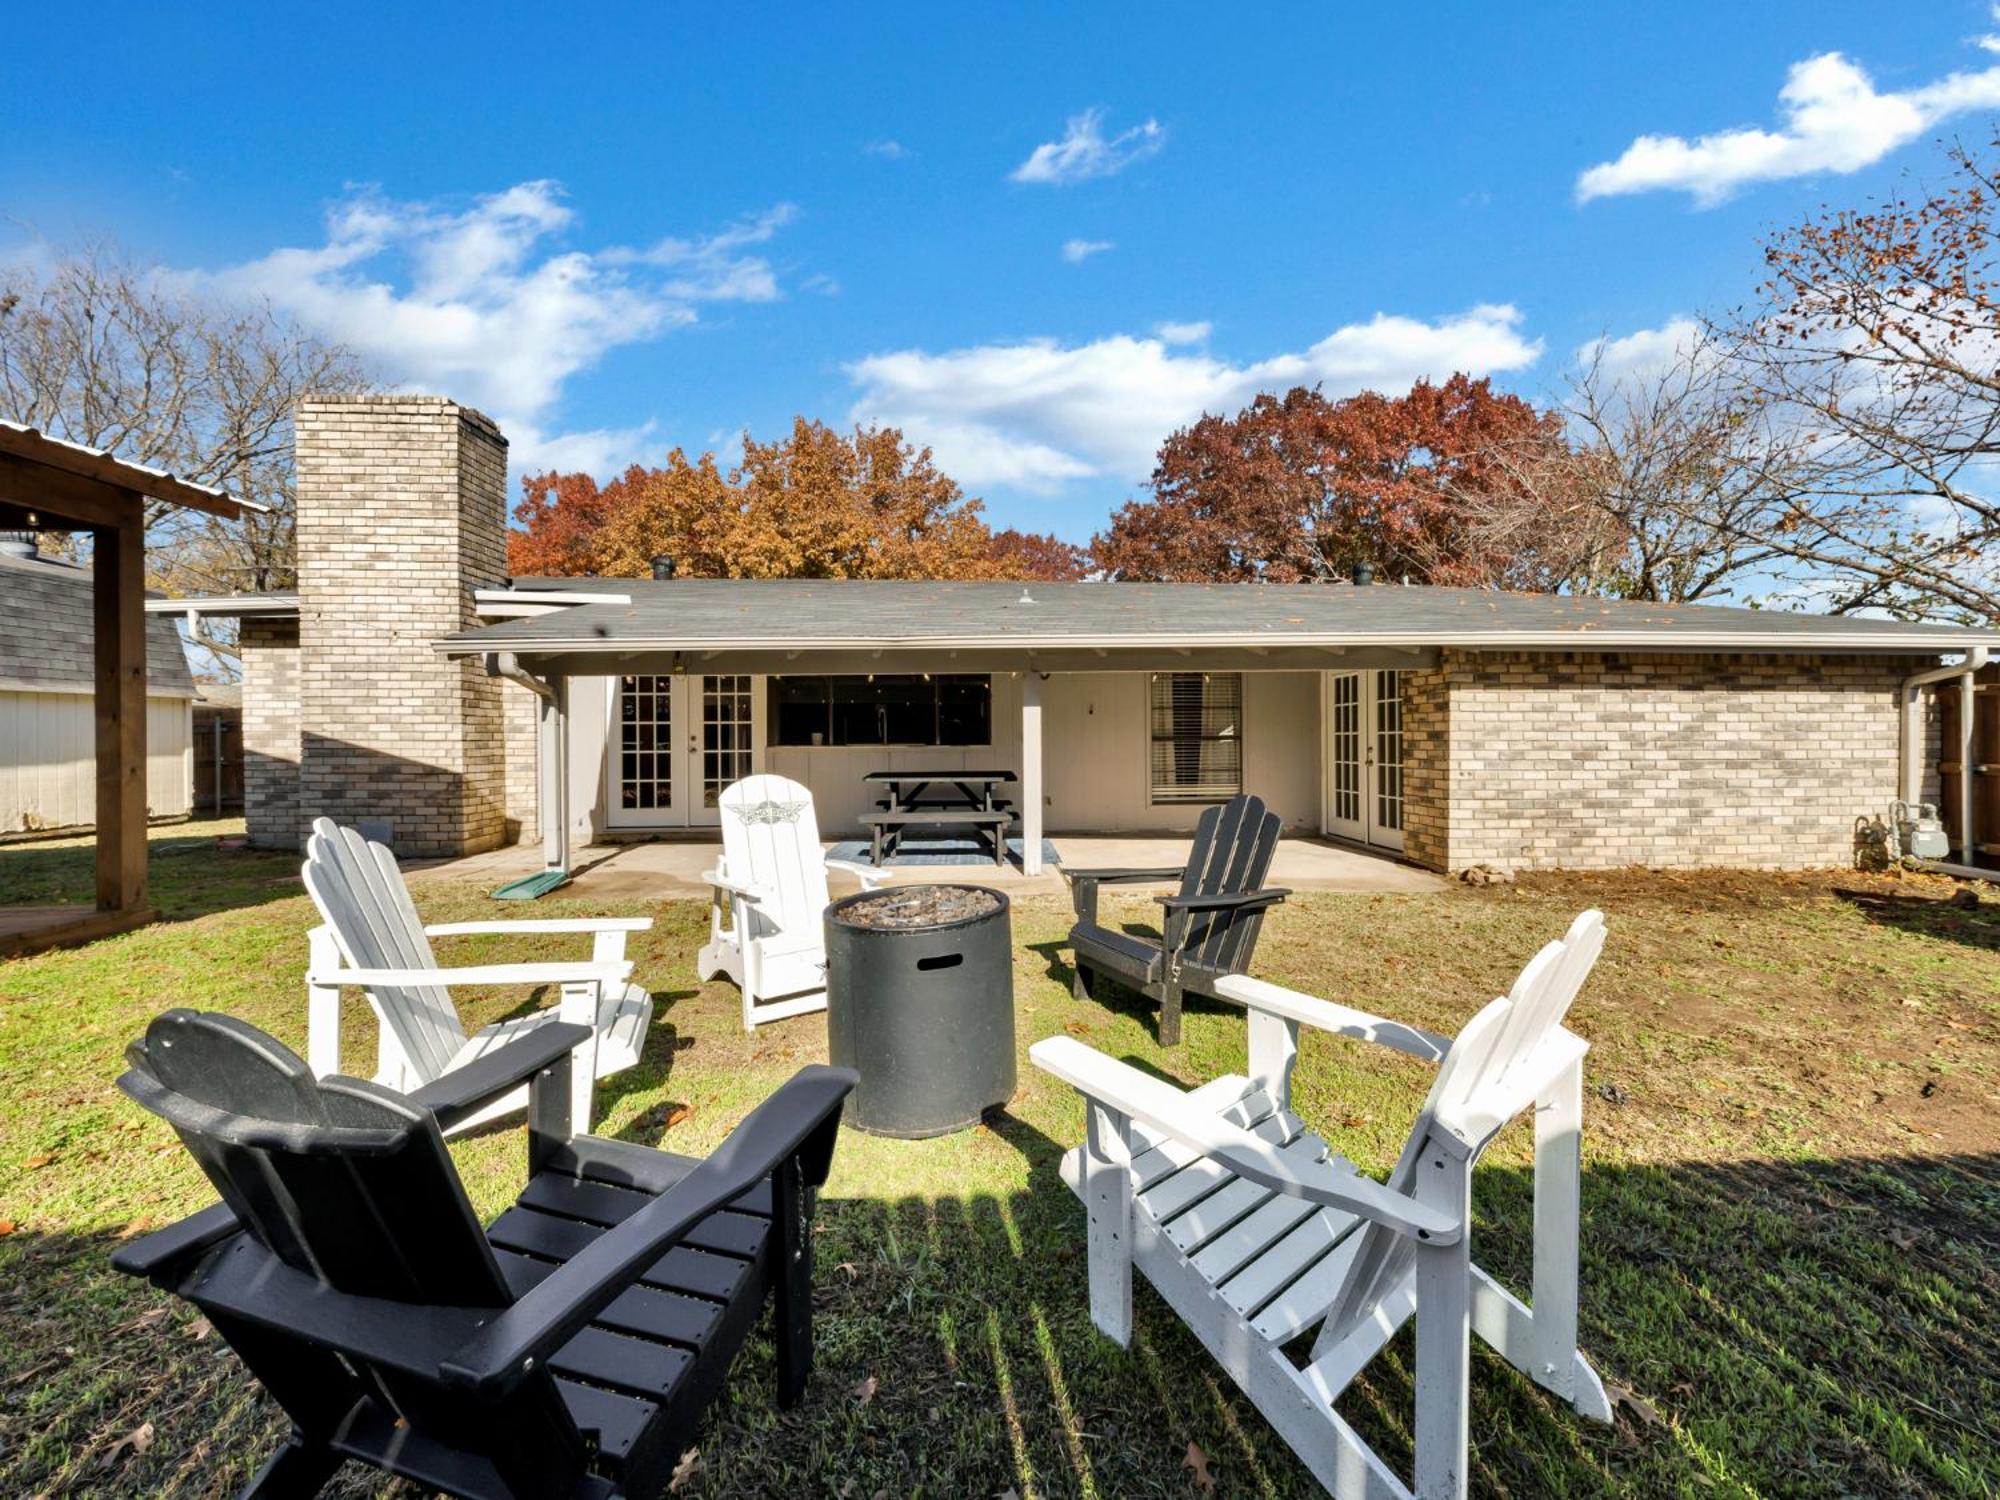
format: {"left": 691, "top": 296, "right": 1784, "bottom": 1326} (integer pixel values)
{"left": 767, "top": 675, "right": 991, "bottom": 747}
{"left": 1149, "top": 672, "right": 1242, "bottom": 803}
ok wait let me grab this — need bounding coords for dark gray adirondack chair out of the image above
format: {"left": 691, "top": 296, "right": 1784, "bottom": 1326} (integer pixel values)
{"left": 1065, "top": 793, "right": 1290, "bottom": 1046}
{"left": 111, "top": 1008, "right": 856, "bottom": 1500}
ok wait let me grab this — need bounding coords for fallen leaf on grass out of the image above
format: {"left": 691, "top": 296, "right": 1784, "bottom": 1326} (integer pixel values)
{"left": 98, "top": 1421, "right": 155, "bottom": 1469}
{"left": 1183, "top": 1439, "right": 1215, "bottom": 1490}
{"left": 1340, "top": 1113, "right": 1370, "bottom": 1129}
{"left": 1886, "top": 1226, "right": 1918, "bottom": 1251}
{"left": 110, "top": 1307, "right": 169, "bottom": 1336}
{"left": 852, "top": 1374, "right": 878, "bottom": 1405}
{"left": 188, "top": 1317, "right": 213, "bottom": 1342}
{"left": 660, "top": 1104, "right": 693, "bottom": 1130}
{"left": 668, "top": 1446, "right": 703, "bottom": 1492}
{"left": 0, "top": 1219, "right": 15, "bottom": 1237}
{"left": 1604, "top": 1379, "right": 1666, "bottom": 1430}
{"left": 22, "top": 1152, "right": 57, "bottom": 1170}
{"left": 833, "top": 1261, "right": 858, "bottom": 1281}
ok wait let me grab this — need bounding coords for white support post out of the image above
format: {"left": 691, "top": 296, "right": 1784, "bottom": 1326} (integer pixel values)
{"left": 1083, "top": 1099, "right": 1133, "bottom": 1346}
{"left": 540, "top": 675, "right": 570, "bottom": 873}
{"left": 1959, "top": 667, "right": 1977, "bottom": 865}
{"left": 1529, "top": 1055, "right": 1584, "bottom": 1404}
{"left": 1021, "top": 671, "right": 1044, "bottom": 876}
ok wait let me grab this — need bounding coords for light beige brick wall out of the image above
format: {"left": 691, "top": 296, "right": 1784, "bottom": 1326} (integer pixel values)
{"left": 1422, "top": 650, "right": 1908, "bottom": 872}
{"left": 295, "top": 396, "right": 510, "bottom": 858}
{"left": 502, "top": 678, "right": 540, "bottom": 841}
{"left": 240, "top": 617, "right": 301, "bottom": 849}
{"left": 1400, "top": 666, "right": 1448, "bottom": 871}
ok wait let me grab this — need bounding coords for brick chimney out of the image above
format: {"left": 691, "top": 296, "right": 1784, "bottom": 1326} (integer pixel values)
{"left": 293, "top": 395, "right": 510, "bottom": 856}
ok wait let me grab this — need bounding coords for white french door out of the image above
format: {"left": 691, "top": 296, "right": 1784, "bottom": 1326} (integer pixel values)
{"left": 609, "top": 673, "right": 760, "bottom": 828}
{"left": 1324, "top": 670, "right": 1405, "bottom": 852}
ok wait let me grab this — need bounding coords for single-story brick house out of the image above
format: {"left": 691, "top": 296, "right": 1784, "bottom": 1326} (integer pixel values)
{"left": 156, "top": 395, "right": 1997, "bottom": 877}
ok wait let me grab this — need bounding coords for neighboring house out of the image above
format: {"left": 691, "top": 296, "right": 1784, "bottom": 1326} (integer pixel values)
{"left": 160, "top": 395, "right": 1998, "bottom": 875}
{"left": 0, "top": 533, "right": 196, "bottom": 837}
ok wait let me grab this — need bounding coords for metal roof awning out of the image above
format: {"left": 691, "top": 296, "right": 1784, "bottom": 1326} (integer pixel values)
{"left": 435, "top": 578, "right": 2000, "bottom": 675}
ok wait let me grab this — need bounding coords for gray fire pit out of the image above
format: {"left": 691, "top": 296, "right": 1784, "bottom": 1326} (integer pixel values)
{"left": 824, "top": 884, "right": 1015, "bottom": 1138}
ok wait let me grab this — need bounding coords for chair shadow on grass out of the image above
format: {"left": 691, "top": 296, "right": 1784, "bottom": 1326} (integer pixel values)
{"left": 13, "top": 1138, "right": 1999, "bottom": 1498}
{"left": 1025, "top": 935, "right": 1240, "bottom": 1038}
{"left": 1834, "top": 884, "right": 2000, "bottom": 953}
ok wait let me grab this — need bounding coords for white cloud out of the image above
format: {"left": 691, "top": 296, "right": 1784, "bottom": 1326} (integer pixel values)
{"left": 1579, "top": 317, "right": 1704, "bottom": 381}
{"left": 864, "top": 139, "right": 908, "bottom": 159}
{"left": 1061, "top": 238, "right": 1114, "bottom": 263}
{"left": 1578, "top": 43, "right": 2000, "bottom": 205}
{"left": 846, "top": 305, "right": 1542, "bottom": 491}
{"left": 1155, "top": 319, "right": 1211, "bottom": 345}
{"left": 203, "top": 180, "right": 795, "bottom": 474}
{"left": 508, "top": 419, "right": 659, "bottom": 479}
{"left": 1011, "top": 108, "right": 1164, "bottom": 185}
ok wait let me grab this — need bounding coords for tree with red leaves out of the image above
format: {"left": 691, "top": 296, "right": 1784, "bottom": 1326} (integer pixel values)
{"left": 1092, "top": 375, "right": 1568, "bottom": 586}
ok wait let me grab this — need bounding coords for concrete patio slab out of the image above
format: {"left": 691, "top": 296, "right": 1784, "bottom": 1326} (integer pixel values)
{"left": 405, "top": 834, "right": 1445, "bottom": 900}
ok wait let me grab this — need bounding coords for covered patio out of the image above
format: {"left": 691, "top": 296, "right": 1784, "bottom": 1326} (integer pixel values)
{"left": 403, "top": 828, "right": 1447, "bottom": 898}
{"left": 0, "top": 422, "right": 254, "bottom": 956}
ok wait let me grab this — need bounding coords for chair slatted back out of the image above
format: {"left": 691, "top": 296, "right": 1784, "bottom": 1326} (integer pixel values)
{"left": 1176, "top": 794, "right": 1283, "bottom": 973}
{"left": 1319, "top": 911, "right": 1605, "bottom": 1346}
{"left": 303, "top": 818, "right": 467, "bottom": 1081}
{"left": 717, "top": 775, "right": 829, "bottom": 942}
{"left": 119, "top": 1010, "right": 586, "bottom": 1486}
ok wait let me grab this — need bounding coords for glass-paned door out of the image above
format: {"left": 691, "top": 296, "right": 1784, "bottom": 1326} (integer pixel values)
{"left": 1324, "top": 670, "right": 1405, "bottom": 852}
{"left": 611, "top": 674, "right": 762, "bottom": 828}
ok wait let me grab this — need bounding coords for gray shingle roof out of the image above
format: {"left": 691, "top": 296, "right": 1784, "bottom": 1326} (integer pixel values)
{"left": 0, "top": 548, "right": 197, "bottom": 695}
{"left": 441, "top": 578, "right": 1997, "bottom": 656}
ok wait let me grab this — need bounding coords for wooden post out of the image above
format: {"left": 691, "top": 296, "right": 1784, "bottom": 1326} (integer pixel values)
{"left": 1021, "top": 672, "right": 1044, "bottom": 875}
{"left": 93, "top": 511, "right": 148, "bottom": 915}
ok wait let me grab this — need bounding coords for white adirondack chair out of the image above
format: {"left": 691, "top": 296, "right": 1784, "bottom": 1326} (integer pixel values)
{"left": 696, "top": 774, "right": 886, "bottom": 1030}
{"left": 301, "top": 817, "right": 654, "bottom": 1135}
{"left": 1031, "top": 910, "right": 1613, "bottom": 1500}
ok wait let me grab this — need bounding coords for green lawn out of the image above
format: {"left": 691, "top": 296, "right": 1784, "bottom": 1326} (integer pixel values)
{"left": 2, "top": 824, "right": 1996, "bottom": 1497}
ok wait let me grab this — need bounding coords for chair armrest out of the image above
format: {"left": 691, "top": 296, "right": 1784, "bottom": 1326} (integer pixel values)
{"left": 1210, "top": 974, "right": 1450, "bottom": 1062}
{"left": 307, "top": 961, "right": 633, "bottom": 989}
{"left": 1029, "top": 1037, "right": 1459, "bottom": 1244}
{"left": 1158, "top": 887, "right": 1292, "bottom": 912}
{"left": 111, "top": 1200, "right": 242, "bottom": 1283}
{"left": 1064, "top": 866, "right": 1186, "bottom": 885}
{"left": 824, "top": 859, "right": 888, "bottom": 889}
{"left": 702, "top": 868, "right": 776, "bottom": 904}
{"left": 424, "top": 918, "right": 653, "bottom": 937}
{"left": 439, "top": 1064, "right": 859, "bottom": 1397}
{"left": 406, "top": 1022, "right": 594, "bottom": 1131}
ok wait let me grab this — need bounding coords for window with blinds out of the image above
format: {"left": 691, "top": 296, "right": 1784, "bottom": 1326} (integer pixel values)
{"left": 1149, "top": 672, "right": 1242, "bottom": 804}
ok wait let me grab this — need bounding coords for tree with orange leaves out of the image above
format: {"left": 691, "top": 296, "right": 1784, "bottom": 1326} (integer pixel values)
{"left": 508, "top": 418, "right": 1079, "bottom": 582}
{"left": 1091, "top": 374, "right": 1568, "bottom": 586}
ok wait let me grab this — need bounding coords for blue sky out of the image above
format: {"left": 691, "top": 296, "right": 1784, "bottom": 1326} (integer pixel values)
{"left": 6, "top": 2, "right": 2000, "bottom": 542}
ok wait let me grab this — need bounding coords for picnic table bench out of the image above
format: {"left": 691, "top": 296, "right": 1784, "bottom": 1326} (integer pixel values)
{"left": 860, "top": 770, "right": 1017, "bottom": 866}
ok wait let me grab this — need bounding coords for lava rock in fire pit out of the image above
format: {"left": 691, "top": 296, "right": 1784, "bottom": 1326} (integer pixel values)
{"left": 837, "top": 885, "right": 1003, "bottom": 929}
{"left": 825, "top": 884, "right": 1015, "bottom": 1138}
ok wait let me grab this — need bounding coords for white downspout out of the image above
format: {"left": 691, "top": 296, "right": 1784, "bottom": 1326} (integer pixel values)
{"left": 1899, "top": 646, "right": 1988, "bottom": 869}
{"left": 487, "top": 652, "right": 569, "bottom": 873}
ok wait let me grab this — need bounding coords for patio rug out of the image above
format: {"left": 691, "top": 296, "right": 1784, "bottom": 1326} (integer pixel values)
{"left": 826, "top": 837, "right": 1063, "bottom": 870}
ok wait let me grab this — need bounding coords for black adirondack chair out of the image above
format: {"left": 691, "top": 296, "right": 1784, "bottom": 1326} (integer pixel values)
{"left": 1064, "top": 793, "right": 1290, "bottom": 1046}
{"left": 111, "top": 1008, "right": 856, "bottom": 1500}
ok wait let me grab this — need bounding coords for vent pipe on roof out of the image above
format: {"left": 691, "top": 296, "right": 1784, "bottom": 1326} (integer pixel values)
{"left": 651, "top": 555, "right": 677, "bottom": 581}
{"left": 1350, "top": 560, "right": 1374, "bottom": 586}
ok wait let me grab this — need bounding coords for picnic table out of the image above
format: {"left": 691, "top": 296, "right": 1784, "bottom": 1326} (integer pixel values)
{"left": 861, "top": 769, "right": 1018, "bottom": 866}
